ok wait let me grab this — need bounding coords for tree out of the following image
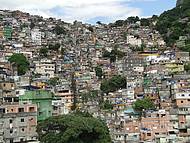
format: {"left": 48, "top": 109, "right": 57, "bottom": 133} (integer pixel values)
{"left": 100, "top": 75, "right": 126, "bottom": 94}
{"left": 30, "top": 22, "right": 35, "bottom": 29}
{"left": 88, "top": 26, "right": 94, "bottom": 32}
{"left": 100, "top": 100, "right": 113, "bottom": 110}
{"left": 81, "top": 90, "right": 99, "bottom": 103}
{"left": 133, "top": 97, "right": 155, "bottom": 112}
{"left": 102, "top": 48, "right": 125, "bottom": 63}
{"left": 54, "top": 25, "right": 66, "bottom": 35}
{"left": 156, "top": 0, "right": 190, "bottom": 46}
{"left": 127, "top": 16, "right": 140, "bottom": 24}
{"left": 95, "top": 66, "right": 103, "bottom": 79}
{"left": 39, "top": 47, "right": 48, "bottom": 57}
{"left": 8, "top": 53, "right": 29, "bottom": 75}
{"left": 49, "top": 43, "right": 60, "bottom": 51}
{"left": 96, "top": 21, "right": 102, "bottom": 25}
{"left": 140, "top": 18, "right": 150, "bottom": 26}
{"left": 37, "top": 112, "right": 111, "bottom": 143}
{"left": 184, "top": 63, "right": 190, "bottom": 72}
{"left": 48, "top": 77, "right": 59, "bottom": 86}
{"left": 114, "top": 20, "right": 124, "bottom": 27}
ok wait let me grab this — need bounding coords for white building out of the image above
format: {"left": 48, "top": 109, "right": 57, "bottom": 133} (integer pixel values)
{"left": 31, "top": 28, "right": 41, "bottom": 45}
{"left": 34, "top": 59, "right": 55, "bottom": 78}
{"left": 127, "top": 35, "right": 142, "bottom": 47}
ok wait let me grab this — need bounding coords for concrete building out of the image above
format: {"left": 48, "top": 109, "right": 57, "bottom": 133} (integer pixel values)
{"left": 0, "top": 104, "right": 38, "bottom": 143}
{"left": 19, "top": 90, "right": 53, "bottom": 121}
{"left": 140, "top": 110, "right": 172, "bottom": 142}
{"left": 31, "top": 28, "right": 41, "bottom": 45}
{"left": 34, "top": 59, "right": 55, "bottom": 78}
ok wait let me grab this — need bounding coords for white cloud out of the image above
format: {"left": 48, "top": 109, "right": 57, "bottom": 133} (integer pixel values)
{"left": 0, "top": 0, "right": 145, "bottom": 23}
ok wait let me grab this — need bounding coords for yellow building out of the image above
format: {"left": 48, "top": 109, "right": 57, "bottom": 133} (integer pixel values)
{"left": 164, "top": 63, "right": 184, "bottom": 73}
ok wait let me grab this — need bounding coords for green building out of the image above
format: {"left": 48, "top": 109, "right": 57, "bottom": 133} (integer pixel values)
{"left": 19, "top": 90, "right": 53, "bottom": 121}
{"left": 3, "top": 26, "right": 12, "bottom": 40}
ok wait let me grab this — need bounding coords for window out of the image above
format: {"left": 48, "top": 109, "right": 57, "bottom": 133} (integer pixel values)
{"left": 9, "top": 119, "right": 13, "bottom": 123}
{"left": 181, "top": 101, "right": 184, "bottom": 103}
{"left": 39, "top": 111, "right": 43, "bottom": 116}
{"left": 29, "top": 107, "right": 35, "bottom": 112}
{"left": 21, "top": 128, "right": 25, "bottom": 132}
{"left": 10, "top": 129, "right": 13, "bottom": 134}
{"left": 181, "top": 94, "right": 185, "bottom": 97}
{"left": 10, "top": 139, "right": 13, "bottom": 143}
{"left": 147, "top": 133, "right": 151, "bottom": 136}
{"left": 155, "top": 133, "right": 159, "bottom": 135}
{"left": 21, "top": 118, "right": 24, "bottom": 122}
{"left": 18, "top": 108, "right": 24, "bottom": 112}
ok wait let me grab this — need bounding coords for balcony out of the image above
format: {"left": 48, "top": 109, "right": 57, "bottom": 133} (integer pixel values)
{"left": 178, "top": 110, "right": 190, "bottom": 115}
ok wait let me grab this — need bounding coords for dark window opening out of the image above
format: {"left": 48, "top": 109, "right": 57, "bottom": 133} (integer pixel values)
{"left": 18, "top": 108, "right": 24, "bottom": 113}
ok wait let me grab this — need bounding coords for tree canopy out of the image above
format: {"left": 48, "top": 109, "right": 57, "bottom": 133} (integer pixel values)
{"left": 48, "top": 77, "right": 59, "bottom": 86}
{"left": 102, "top": 47, "right": 125, "bottom": 63}
{"left": 37, "top": 112, "right": 111, "bottom": 143}
{"left": 49, "top": 43, "right": 61, "bottom": 51}
{"left": 156, "top": 0, "right": 190, "bottom": 47}
{"left": 54, "top": 25, "right": 66, "bottom": 35}
{"left": 39, "top": 47, "right": 48, "bottom": 57}
{"left": 8, "top": 53, "right": 29, "bottom": 75}
{"left": 95, "top": 66, "right": 103, "bottom": 79}
{"left": 100, "top": 75, "right": 126, "bottom": 94}
{"left": 133, "top": 97, "right": 155, "bottom": 112}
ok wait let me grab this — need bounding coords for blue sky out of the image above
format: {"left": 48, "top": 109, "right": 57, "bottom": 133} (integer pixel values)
{"left": 0, "top": 0, "right": 176, "bottom": 24}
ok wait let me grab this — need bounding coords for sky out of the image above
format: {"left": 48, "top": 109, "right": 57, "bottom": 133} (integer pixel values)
{"left": 0, "top": 0, "right": 176, "bottom": 24}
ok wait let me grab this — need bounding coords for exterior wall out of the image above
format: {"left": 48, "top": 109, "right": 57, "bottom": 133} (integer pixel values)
{"left": 0, "top": 82, "right": 15, "bottom": 91}
{"left": 35, "top": 59, "right": 55, "bottom": 78}
{"left": 140, "top": 110, "right": 172, "bottom": 142}
{"left": 0, "top": 104, "right": 37, "bottom": 143}
{"left": 19, "top": 90, "right": 53, "bottom": 121}
{"left": 127, "top": 35, "right": 142, "bottom": 47}
{"left": 176, "top": 99, "right": 190, "bottom": 107}
{"left": 31, "top": 29, "right": 41, "bottom": 45}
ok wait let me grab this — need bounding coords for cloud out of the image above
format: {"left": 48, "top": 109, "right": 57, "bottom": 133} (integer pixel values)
{"left": 0, "top": 0, "right": 148, "bottom": 23}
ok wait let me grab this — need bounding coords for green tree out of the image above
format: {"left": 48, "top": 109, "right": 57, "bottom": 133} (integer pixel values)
{"left": 100, "top": 100, "right": 113, "bottom": 110}
{"left": 37, "top": 112, "right": 111, "bottom": 143}
{"left": 54, "top": 25, "right": 66, "bottom": 35}
{"left": 127, "top": 16, "right": 140, "bottom": 24}
{"left": 140, "top": 18, "right": 150, "bottom": 26}
{"left": 39, "top": 47, "right": 48, "bottom": 57}
{"left": 96, "top": 21, "right": 102, "bottom": 25}
{"left": 81, "top": 90, "right": 98, "bottom": 103}
{"left": 100, "top": 75, "right": 126, "bottom": 94}
{"left": 184, "top": 63, "right": 190, "bottom": 72}
{"left": 8, "top": 53, "right": 29, "bottom": 75}
{"left": 95, "top": 66, "right": 103, "bottom": 79}
{"left": 133, "top": 98, "right": 155, "bottom": 112}
{"left": 49, "top": 43, "right": 60, "bottom": 51}
{"left": 48, "top": 77, "right": 59, "bottom": 86}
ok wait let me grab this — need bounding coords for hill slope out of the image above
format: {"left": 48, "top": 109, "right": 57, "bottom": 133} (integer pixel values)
{"left": 156, "top": 0, "right": 190, "bottom": 49}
